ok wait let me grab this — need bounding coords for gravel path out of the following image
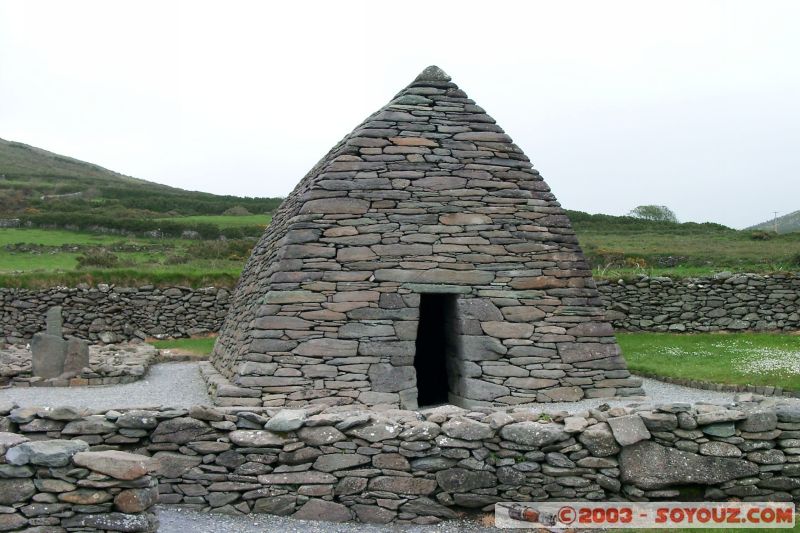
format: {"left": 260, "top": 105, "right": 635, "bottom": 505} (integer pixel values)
{"left": 0, "top": 360, "right": 745, "bottom": 412}
{"left": 155, "top": 506, "right": 503, "bottom": 533}
{"left": 533, "top": 376, "right": 737, "bottom": 413}
{"left": 0, "top": 362, "right": 210, "bottom": 409}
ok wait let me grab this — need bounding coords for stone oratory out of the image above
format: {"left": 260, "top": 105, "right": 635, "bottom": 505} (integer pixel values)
{"left": 208, "top": 66, "right": 643, "bottom": 409}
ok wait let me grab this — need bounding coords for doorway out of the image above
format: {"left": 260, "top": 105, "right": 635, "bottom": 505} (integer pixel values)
{"left": 414, "top": 293, "right": 459, "bottom": 407}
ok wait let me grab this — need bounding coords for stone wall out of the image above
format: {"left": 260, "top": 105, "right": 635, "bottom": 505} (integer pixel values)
{"left": 1, "top": 273, "right": 798, "bottom": 344}
{"left": 0, "top": 434, "right": 158, "bottom": 532}
{"left": 0, "top": 285, "right": 230, "bottom": 343}
{"left": 597, "top": 273, "right": 800, "bottom": 332}
{"left": 2, "top": 396, "right": 800, "bottom": 525}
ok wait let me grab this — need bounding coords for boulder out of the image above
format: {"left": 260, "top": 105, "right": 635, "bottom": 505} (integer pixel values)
{"left": 620, "top": 440, "right": 759, "bottom": 489}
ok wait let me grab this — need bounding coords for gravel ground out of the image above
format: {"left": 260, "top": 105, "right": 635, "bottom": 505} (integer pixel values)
{"left": 0, "top": 362, "right": 738, "bottom": 412}
{"left": 533, "top": 377, "right": 737, "bottom": 414}
{"left": 0, "top": 362, "right": 210, "bottom": 409}
{"left": 155, "top": 506, "right": 508, "bottom": 533}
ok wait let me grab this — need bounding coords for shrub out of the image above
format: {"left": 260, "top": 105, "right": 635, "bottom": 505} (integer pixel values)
{"left": 76, "top": 249, "right": 122, "bottom": 269}
{"left": 750, "top": 231, "right": 774, "bottom": 241}
{"left": 222, "top": 206, "right": 252, "bottom": 216}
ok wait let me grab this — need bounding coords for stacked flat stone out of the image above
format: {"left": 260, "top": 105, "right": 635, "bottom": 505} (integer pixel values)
{"left": 0, "top": 434, "right": 158, "bottom": 532}
{"left": 0, "top": 285, "right": 229, "bottom": 343}
{"left": 2, "top": 397, "right": 800, "bottom": 525}
{"left": 211, "top": 65, "right": 643, "bottom": 409}
{"left": 0, "top": 342, "right": 158, "bottom": 388}
{"left": 598, "top": 272, "right": 800, "bottom": 332}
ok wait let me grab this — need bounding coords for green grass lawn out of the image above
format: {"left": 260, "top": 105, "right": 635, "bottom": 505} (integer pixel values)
{"left": 618, "top": 332, "right": 800, "bottom": 391}
{"left": 155, "top": 214, "right": 272, "bottom": 228}
{"left": 151, "top": 336, "right": 216, "bottom": 355}
{"left": 0, "top": 228, "right": 128, "bottom": 247}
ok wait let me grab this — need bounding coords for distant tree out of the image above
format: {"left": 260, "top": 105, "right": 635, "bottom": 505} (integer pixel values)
{"left": 628, "top": 205, "right": 679, "bottom": 223}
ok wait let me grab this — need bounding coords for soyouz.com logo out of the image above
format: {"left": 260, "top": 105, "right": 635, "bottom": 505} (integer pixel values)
{"left": 495, "top": 502, "right": 795, "bottom": 529}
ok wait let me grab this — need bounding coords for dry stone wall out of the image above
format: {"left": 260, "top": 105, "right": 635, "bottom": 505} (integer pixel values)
{"left": 0, "top": 433, "right": 158, "bottom": 532}
{"left": 598, "top": 273, "right": 800, "bottom": 332}
{"left": 1, "top": 273, "right": 798, "bottom": 345}
{"left": 2, "top": 396, "right": 800, "bottom": 526}
{"left": 0, "top": 285, "right": 229, "bottom": 343}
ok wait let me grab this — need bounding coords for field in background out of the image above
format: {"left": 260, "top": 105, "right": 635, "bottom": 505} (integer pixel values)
{"left": 2, "top": 210, "right": 799, "bottom": 287}
{"left": 618, "top": 332, "right": 800, "bottom": 391}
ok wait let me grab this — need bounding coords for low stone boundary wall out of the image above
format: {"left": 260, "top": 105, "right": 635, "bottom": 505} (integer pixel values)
{"left": 1, "top": 396, "right": 800, "bottom": 525}
{"left": 0, "top": 435, "right": 158, "bottom": 532}
{"left": 597, "top": 272, "right": 800, "bottom": 332}
{"left": 1, "top": 273, "right": 798, "bottom": 342}
{"left": 0, "top": 285, "right": 230, "bottom": 343}
{"left": 0, "top": 343, "right": 158, "bottom": 388}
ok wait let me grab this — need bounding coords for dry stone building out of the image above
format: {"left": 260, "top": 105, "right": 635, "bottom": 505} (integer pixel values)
{"left": 209, "top": 66, "right": 643, "bottom": 409}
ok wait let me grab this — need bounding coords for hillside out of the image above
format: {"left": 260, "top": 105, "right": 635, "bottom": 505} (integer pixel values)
{"left": 0, "top": 137, "right": 282, "bottom": 221}
{"left": 747, "top": 210, "right": 800, "bottom": 234}
{"left": 0, "top": 137, "right": 798, "bottom": 288}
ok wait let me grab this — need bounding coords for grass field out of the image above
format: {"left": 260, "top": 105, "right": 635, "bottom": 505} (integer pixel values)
{"left": 151, "top": 336, "right": 217, "bottom": 355}
{"left": 155, "top": 214, "right": 272, "bottom": 228}
{"left": 618, "top": 332, "right": 800, "bottom": 391}
{"left": 2, "top": 210, "right": 800, "bottom": 288}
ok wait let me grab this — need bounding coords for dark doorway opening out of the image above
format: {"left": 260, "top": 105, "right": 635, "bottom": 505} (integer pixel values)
{"left": 414, "top": 293, "right": 459, "bottom": 407}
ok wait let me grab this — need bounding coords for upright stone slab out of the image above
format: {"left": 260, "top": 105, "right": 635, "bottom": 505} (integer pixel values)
{"left": 210, "top": 65, "right": 643, "bottom": 409}
{"left": 45, "top": 306, "right": 63, "bottom": 337}
{"left": 31, "top": 306, "right": 67, "bottom": 379}
{"left": 63, "top": 338, "right": 90, "bottom": 377}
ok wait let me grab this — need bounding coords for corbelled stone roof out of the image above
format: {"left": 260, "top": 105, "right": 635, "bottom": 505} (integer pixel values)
{"left": 209, "top": 66, "right": 642, "bottom": 409}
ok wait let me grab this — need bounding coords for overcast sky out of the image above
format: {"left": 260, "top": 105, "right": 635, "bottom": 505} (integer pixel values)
{"left": 1, "top": 1, "right": 798, "bottom": 228}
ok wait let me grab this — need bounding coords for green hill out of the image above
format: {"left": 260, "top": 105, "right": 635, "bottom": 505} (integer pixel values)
{"left": 1, "top": 137, "right": 798, "bottom": 288}
{"left": 0, "top": 137, "right": 281, "bottom": 220}
{"left": 747, "top": 210, "right": 800, "bottom": 234}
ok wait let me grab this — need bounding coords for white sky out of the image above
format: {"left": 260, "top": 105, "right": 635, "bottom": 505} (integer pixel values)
{"left": 1, "top": 1, "right": 798, "bottom": 228}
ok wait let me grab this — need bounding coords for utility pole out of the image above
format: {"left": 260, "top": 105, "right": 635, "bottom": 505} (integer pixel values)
{"left": 773, "top": 211, "right": 779, "bottom": 234}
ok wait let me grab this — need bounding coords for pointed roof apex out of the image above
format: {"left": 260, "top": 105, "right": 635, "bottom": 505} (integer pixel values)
{"left": 414, "top": 65, "right": 451, "bottom": 83}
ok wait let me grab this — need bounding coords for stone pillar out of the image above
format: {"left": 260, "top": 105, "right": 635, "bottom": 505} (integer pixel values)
{"left": 31, "top": 306, "right": 67, "bottom": 379}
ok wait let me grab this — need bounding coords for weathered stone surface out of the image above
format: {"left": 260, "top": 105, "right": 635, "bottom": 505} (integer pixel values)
{"left": 441, "top": 417, "right": 493, "bottom": 440}
{"left": 369, "top": 476, "right": 438, "bottom": 495}
{"left": 229, "top": 430, "right": 287, "bottom": 447}
{"left": 30, "top": 332, "right": 66, "bottom": 379}
{"left": 313, "top": 453, "right": 370, "bottom": 472}
{"left": 258, "top": 471, "right": 337, "bottom": 485}
{"left": 368, "top": 364, "right": 415, "bottom": 392}
{"left": 61, "top": 512, "right": 157, "bottom": 532}
{"left": 293, "top": 498, "right": 353, "bottom": 522}
{"left": 436, "top": 468, "right": 496, "bottom": 492}
{"left": 579, "top": 423, "right": 621, "bottom": 457}
{"left": 72, "top": 450, "right": 154, "bottom": 480}
{"left": 293, "top": 339, "right": 358, "bottom": 357}
{"left": 0, "top": 478, "right": 35, "bottom": 504}
{"left": 265, "top": 410, "right": 307, "bottom": 432}
{"left": 298, "top": 426, "right": 346, "bottom": 446}
{"left": 6, "top": 439, "right": 89, "bottom": 467}
{"left": 620, "top": 440, "right": 759, "bottom": 489}
{"left": 500, "top": 422, "right": 567, "bottom": 447}
{"left": 608, "top": 415, "right": 651, "bottom": 446}
{"left": 151, "top": 417, "right": 212, "bottom": 444}
{"left": 152, "top": 451, "right": 202, "bottom": 478}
